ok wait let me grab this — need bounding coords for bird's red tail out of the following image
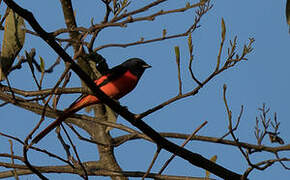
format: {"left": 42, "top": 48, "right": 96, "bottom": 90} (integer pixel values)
{"left": 31, "top": 111, "right": 72, "bottom": 144}
{"left": 31, "top": 94, "right": 97, "bottom": 144}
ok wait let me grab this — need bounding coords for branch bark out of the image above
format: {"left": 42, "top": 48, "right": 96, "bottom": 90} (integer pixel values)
{"left": 0, "top": 160, "right": 213, "bottom": 179}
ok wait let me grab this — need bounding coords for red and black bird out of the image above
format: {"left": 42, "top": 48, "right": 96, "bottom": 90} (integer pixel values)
{"left": 32, "top": 58, "right": 151, "bottom": 144}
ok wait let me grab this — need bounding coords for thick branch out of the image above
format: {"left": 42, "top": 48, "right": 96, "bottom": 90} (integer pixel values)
{"left": 59, "top": 0, "right": 80, "bottom": 50}
{"left": 114, "top": 132, "right": 290, "bottom": 153}
{"left": 0, "top": 84, "right": 84, "bottom": 97}
{"left": 0, "top": 160, "right": 212, "bottom": 179}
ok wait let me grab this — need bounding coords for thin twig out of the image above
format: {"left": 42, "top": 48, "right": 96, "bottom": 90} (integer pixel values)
{"left": 8, "top": 140, "right": 19, "bottom": 180}
{"left": 22, "top": 63, "right": 72, "bottom": 179}
{"left": 5, "top": 76, "right": 16, "bottom": 102}
{"left": 53, "top": 69, "right": 71, "bottom": 109}
{"left": 56, "top": 126, "right": 72, "bottom": 161}
{"left": 243, "top": 157, "right": 290, "bottom": 178}
{"left": 28, "top": 64, "right": 71, "bottom": 143}
{"left": 66, "top": 123, "right": 109, "bottom": 146}
{"left": 223, "top": 85, "right": 266, "bottom": 175}
{"left": 174, "top": 46, "right": 182, "bottom": 95}
{"left": 61, "top": 124, "right": 88, "bottom": 180}
{"left": 187, "top": 33, "right": 202, "bottom": 86}
{"left": 158, "top": 121, "right": 208, "bottom": 174}
{"left": 274, "top": 152, "right": 290, "bottom": 170}
{"left": 93, "top": 2, "right": 212, "bottom": 52}
{"left": 220, "top": 105, "right": 243, "bottom": 139}
{"left": 215, "top": 18, "right": 226, "bottom": 72}
{"left": 142, "top": 146, "right": 161, "bottom": 179}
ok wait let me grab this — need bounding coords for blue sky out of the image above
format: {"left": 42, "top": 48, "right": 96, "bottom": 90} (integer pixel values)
{"left": 0, "top": 0, "right": 289, "bottom": 179}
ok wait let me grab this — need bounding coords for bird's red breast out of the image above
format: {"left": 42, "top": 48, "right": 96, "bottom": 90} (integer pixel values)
{"left": 67, "top": 70, "right": 139, "bottom": 113}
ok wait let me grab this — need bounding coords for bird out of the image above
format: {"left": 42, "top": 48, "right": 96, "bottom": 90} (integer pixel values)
{"left": 32, "top": 58, "right": 151, "bottom": 144}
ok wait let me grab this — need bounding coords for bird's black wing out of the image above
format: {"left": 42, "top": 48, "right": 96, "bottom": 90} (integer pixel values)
{"left": 65, "top": 64, "right": 126, "bottom": 110}
{"left": 66, "top": 64, "right": 127, "bottom": 110}
{"left": 96, "top": 64, "right": 127, "bottom": 88}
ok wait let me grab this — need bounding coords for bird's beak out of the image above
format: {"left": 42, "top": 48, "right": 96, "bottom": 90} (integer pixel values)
{"left": 143, "top": 64, "right": 152, "bottom": 69}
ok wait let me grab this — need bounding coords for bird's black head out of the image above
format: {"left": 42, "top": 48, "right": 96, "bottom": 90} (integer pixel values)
{"left": 122, "top": 58, "right": 151, "bottom": 78}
